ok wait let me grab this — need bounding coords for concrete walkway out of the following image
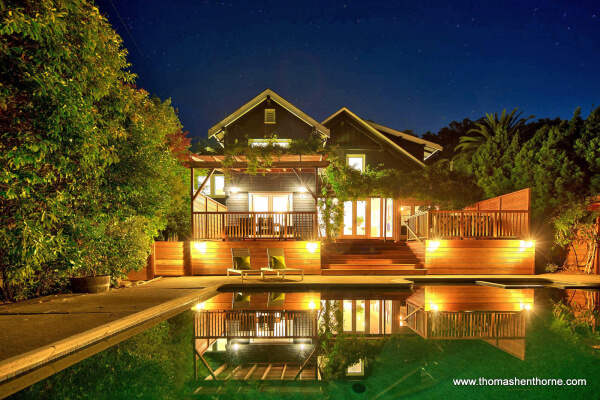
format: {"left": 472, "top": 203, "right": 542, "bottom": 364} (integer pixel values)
{"left": 0, "top": 273, "right": 599, "bottom": 397}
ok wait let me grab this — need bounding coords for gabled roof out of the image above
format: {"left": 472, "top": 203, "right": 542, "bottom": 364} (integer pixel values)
{"left": 322, "top": 107, "right": 426, "bottom": 167}
{"left": 208, "top": 89, "right": 330, "bottom": 139}
{"left": 365, "top": 121, "right": 442, "bottom": 151}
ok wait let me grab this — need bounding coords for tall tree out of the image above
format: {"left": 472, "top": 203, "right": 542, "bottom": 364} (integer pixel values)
{"left": 453, "top": 108, "right": 533, "bottom": 165}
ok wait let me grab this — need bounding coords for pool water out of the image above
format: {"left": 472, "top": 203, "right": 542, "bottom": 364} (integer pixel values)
{"left": 8, "top": 285, "right": 600, "bottom": 400}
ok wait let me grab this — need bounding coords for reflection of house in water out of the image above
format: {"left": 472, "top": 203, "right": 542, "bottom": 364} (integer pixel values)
{"left": 193, "top": 285, "right": 535, "bottom": 385}
{"left": 403, "top": 286, "right": 533, "bottom": 360}
{"left": 194, "top": 292, "right": 321, "bottom": 381}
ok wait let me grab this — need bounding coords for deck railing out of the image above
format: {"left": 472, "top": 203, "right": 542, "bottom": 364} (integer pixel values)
{"left": 192, "top": 211, "right": 318, "bottom": 241}
{"left": 427, "top": 311, "right": 527, "bottom": 339}
{"left": 404, "top": 210, "right": 530, "bottom": 241}
{"left": 194, "top": 310, "right": 318, "bottom": 339}
{"left": 404, "top": 304, "right": 527, "bottom": 339}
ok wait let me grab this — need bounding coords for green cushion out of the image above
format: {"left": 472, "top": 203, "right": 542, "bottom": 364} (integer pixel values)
{"left": 270, "top": 255, "right": 287, "bottom": 270}
{"left": 232, "top": 256, "right": 251, "bottom": 270}
{"left": 234, "top": 293, "right": 251, "bottom": 303}
{"left": 269, "top": 292, "right": 285, "bottom": 301}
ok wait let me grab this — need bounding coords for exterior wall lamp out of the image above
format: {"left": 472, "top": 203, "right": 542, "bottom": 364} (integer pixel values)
{"left": 229, "top": 187, "right": 240, "bottom": 198}
{"left": 298, "top": 186, "right": 307, "bottom": 198}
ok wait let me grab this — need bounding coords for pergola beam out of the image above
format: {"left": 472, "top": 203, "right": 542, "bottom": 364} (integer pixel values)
{"left": 192, "top": 168, "right": 215, "bottom": 202}
{"left": 187, "top": 161, "right": 329, "bottom": 169}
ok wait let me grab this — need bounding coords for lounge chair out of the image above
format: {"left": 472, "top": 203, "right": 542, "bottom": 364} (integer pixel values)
{"left": 267, "top": 292, "right": 286, "bottom": 307}
{"left": 232, "top": 292, "right": 251, "bottom": 309}
{"left": 261, "top": 248, "right": 304, "bottom": 281}
{"left": 227, "top": 248, "right": 264, "bottom": 282}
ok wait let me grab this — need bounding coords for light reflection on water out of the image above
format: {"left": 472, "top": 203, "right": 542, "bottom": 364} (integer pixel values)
{"left": 9, "top": 286, "right": 600, "bottom": 399}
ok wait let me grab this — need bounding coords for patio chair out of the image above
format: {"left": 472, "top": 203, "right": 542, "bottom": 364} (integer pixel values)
{"left": 267, "top": 292, "right": 286, "bottom": 307}
{"left": 261, "top": 248, "right": 304, "bottom": 281}
{"left": 227, "top": 248, "right": 264, "bottom": 282}
{"left": 232, "top": 292, "right": 251, "bottom": 309}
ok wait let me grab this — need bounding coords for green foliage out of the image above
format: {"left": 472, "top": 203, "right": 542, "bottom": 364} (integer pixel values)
{"left": 13, "top": 312, "right": 195, "bottom": 400}
{"left": 0, "top": 0, "right": 189, "bottom": 300}
{"left": 453, "top": 108, "right": 533, "bottom": 165}
{"left": 550, "top": 302, "right": 600, "bottom": 345}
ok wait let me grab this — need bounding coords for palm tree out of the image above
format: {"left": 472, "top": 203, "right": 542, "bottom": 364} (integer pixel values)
{"left": 453, "top": 108, "right": 533, "bottom": 163}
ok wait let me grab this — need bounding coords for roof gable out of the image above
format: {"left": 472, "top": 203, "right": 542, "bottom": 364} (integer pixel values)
{"left": 322, "top": 107, "right": 426, "bottom": 168}
{"left": 208, "top": 89, "right": 330, "bottom": 139}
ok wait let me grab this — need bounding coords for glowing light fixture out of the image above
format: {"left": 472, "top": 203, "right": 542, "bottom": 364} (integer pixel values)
{"left": 520, "top": 240, "right": 534, "bottom": 248}
{"left": 430, "top": 302, "right": 439, "bottom": 311}
{"left": 308, "top": 300, "right": 316, "bottom": 310}
{"left": 193, "top": 302, "right": 205, "bottom": 311}
{"left": 427, "top": 240, "right": 440, "bottom": 250}
{"left": 306, "top": 241, "right": 319, "bottom": 253}
{"left": 300, "top": 343, "right": 306, "bottom": 350}
{"left": 233, "top": 343, "right": 239, "bottom": 351}
{"left": 194, "top": 241, "right": 207, "bottom": 253}
{"left": 229, "top": 187, "right": 240, "bottom": 198}
{"left": 520, "top": 303, "right": 532, "bottom": 311}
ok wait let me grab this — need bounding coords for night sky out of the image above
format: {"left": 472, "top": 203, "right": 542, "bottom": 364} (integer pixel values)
{"left": 95, "top": 0, "right": 600, "bottom": 140}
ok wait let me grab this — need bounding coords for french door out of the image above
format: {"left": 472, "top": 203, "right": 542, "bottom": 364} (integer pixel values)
{"left": 341, "top": 198, "right": 394, "bottom": 239}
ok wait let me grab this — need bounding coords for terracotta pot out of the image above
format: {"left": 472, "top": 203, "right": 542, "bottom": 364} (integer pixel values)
{"left": 70, "top": 275, "right": 111, "bottom": 293}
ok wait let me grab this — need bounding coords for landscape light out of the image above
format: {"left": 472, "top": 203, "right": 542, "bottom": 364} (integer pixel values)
{"left": 233, "top": 343, "right": 239, "bottom": 351}
{"left": 300, "top": 343, "right": 306, "bottom": 350}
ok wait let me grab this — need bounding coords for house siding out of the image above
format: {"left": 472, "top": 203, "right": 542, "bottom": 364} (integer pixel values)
{"left": 224, "top": 172, "right": 317, "bottom": 212}
{"left": 223, "top": 99, "right": 314, "bottom": 144}
{"left": 325, "top": 112, "right": 423, "bottom": 172}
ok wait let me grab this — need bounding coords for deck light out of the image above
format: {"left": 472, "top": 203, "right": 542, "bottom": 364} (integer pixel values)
{"left": 520, "top": 303, "right": 532, "bottom": 311}
{"left": 430, "top": 302, "right": 439, "bottom": 311}
{"left": 427, "top": 240, "right": 440, "bottom": 250}
{"left": 520, "top": 240, "right": 534, "bottom": 248}
{"left": 193, "top": 302, "right": 206, "bottom": 311}
{"left": 306, "top": 241, "right": 319, "bottom": 253}
{"left": 233, "top": 343, "right": 239, "bottom": 351}
{"left": 194, "top": 241, "right": 207, "bottom": 253}
{"left": 300, "top": 343, "right": 306, "bottom": 350}
{"left": 308, "top": 300, "right": 316, "bottom": 310}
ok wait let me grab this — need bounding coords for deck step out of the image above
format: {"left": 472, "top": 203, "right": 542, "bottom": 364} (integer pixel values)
{"left": 321, "top": 268, "right": 427, "bottom": 276}
{"left": 322, "top": 259, "right": 420, "bottom": 266}
{"left": 322, "top": 264, "right": 422, "bottom": 270}
{"left": 322, "top": 258, "right": 420, "bottom": 264}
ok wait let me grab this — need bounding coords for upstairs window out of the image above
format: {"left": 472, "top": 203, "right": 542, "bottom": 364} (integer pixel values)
{"left": 249, "top": 139, "right": 291, "bottom": 148}
{"left": 264, "top": 109, "right": 276, "bottom": 124}
{"left": 346, "top": 154, "right": 365, "bottom": 172}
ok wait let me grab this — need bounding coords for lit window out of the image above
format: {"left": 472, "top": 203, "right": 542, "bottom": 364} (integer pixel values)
{"left": 214, "top": 175, "right": 225, "bottom": 196}
{"left": 198, "top": 176, "right": 210, "bottom": 195}
{"left": 347, "top": 155, "right": 365, "bottom": 172}
{"left": 346, "top": 360, "right": 364, "bottom": 376}
{"left": 264, "top": 109, "right": 276, "bottom": 124}
{"left": 249, "top": 139, "right": 290, "bottom": 148}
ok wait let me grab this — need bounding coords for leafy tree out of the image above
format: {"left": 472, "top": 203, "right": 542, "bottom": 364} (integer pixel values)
{"left": 453, "top": 108, "right": 533, "bottom": 165}
{"left": 0, "top": 0, "right": 190, "bottom": 300}
{"left": 422, "top": 118, "right": 477, "bottom": 161}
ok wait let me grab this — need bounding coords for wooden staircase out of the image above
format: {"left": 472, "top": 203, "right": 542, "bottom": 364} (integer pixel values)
{"left": 321, "top": 240, "right": 427, "bottom": 275}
